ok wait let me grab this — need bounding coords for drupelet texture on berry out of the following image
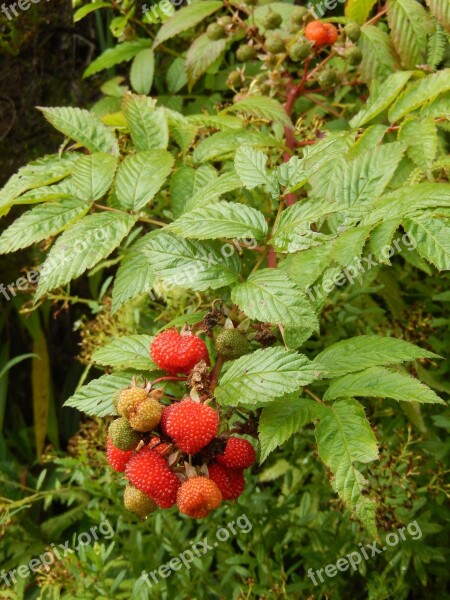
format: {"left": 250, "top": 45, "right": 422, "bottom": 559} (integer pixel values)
{"left": 216, "top": 437, "right": 256, "bottom": 469}
{"left": 106, "top": 437, "right": 134, "bottom": 472}
{"left": 305, "top": 21, "right": 338, "bottom": 46}
{"left": 208, "top": 464, "right": 245, "bottom": 500}
{"left": 166, "top": 399, "right": 219, "bottom": 454}
{"left": 177, "top": 476, "right": 222, "bottom": 518}
{"left": 124, "top": 485, "right": 158, "bottom": 518}
{"left": 150, "top": 329, "right": 210, "bottom": 375}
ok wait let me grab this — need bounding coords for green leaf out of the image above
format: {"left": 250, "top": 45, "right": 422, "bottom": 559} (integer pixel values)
{"left": 72, "top": 153, "right": 117, "bottom": 201}
{"left": 350, "top": 71, "right": 412, "bottom": 128}
{"left": 123, "top": 95, "right": 169, "bottom": 151}
{"left": 165, "top": 109, "right": 198, "bottom": 153}
{"left": 84, "top": 40, "right": 153, "bottom": 77}
{"left": 331, "top": 225, "right": 373, "bottom": 268}
{"left": 115, "top": 150, "right": 174, "bottom": 211}
{"left": 231, "top": 268, "right": 319, "bottom": 329}
{"left": 215, "top": 347, "right": 322, "bottom": 407}
{"left": 280, "top": 244, "right": 333, "bottom": 290}
{"left": 369, "top": 219, "right": 402, "bottom": 263}
{"left": 315, "top": 398, "right": 379, "bottom": 538}
{"left": 167, "top": 58, "right": 188, "bottom": 94}
{"left": 345, "top": 0, "right": 377, "bottom": 23}
{"left": 39, "top": 107, "right": 119, "bottom": 156}
{"left": 234, "top": 146, "right": 278, "bottom": 196}
{"left": 399, "top": 116, "right": 438, "bottom": 171}
{"left": 276, "top": 156, "right": 308, "bottom": 193}
{"left": 359, "top": 25, "right": 396, "bottom": 83}
{"left": 427, "top": 21, "right": 447, "bottom": 69}
{"left": 389, "top": 69, "right": 450, "bottom": 122}
{"left": 0, "top": 198, "right": 90, "bottom": 254}
{"left": 170, "top": 165, "right": 217, "bottom": 217}
{"left": 154, "top": 1, "right": 222, "bottom": 46}
{"left": 425, "top": 0, "right": 450, "bottom": 32}
{"left": 221, "top": 95, "right": 292, "bottom": 127}
{"left": 183, "top": 171, "right": 243, "bottom": 213}
{"left": 324, "top": 366, "right": 445, "bottom": 404}
{"left": 169, "top": 201, "right": 268, "bottom": 241}
{"left": 387, "top": 0, "right": 433, "bottom": 68}
{"left": 186, "top": 34, "right": 227, "bottom": 88}
{"left": 403, "top": 215, "right": 450, "bottom": 270}
{"left": 193, "top": 129, "right": 280, "bottom": 164}
{"left": 73, "top": 2, "right": 110, "bottom": 22}
{"left": 259, "top": 395, "right": 326, "bottom": 463}
{"left": 111, "top": 232, "right": 158, "bottom": 314}
{"left": 64, "top": 372, "right": 134, "bottom": 416}
{"left": 144, "top": 231, "right": 241, "bottom": 291}
{"left": 35, "top": 212, "right": 137, "bottom": 300}
{"left": 92, "top": 334, "right": 156, "bottom": 370}
{"left": 316, "top": 335, "right": 439, "bottom": 379}
{"left": 270, "top": 199, "right": 338, "bottom": 253}
{"left": 130, "top": 48, "right": 155, "bottom": 95}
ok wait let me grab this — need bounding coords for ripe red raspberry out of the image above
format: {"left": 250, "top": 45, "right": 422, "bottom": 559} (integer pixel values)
{"left": 208, "top": 464, "right": 245, "bottom": 500}
{"left": 160, "top": 402, "right": 177, "bottom": 436}
{"left": 166, "top": 399, "right": 219, "bottom": 454}
{"left": 216, "top": 437, "right": 256, "bottom": 469}
{"left": 125, "top": 448, "right": 180, "bottom": 508}
{"left": 150, "top": 329, "right": 210, "bottom": 375}
{"left": 305, "top": 21, "right": 338, "bottom": 46}
{"left": 177, "top": 477, "right": 222, "bottom": 518}
{"left": 106, "top": 437, "right": 134, "bottom": 472}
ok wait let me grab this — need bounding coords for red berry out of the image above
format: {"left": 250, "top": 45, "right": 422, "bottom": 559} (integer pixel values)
{"left": 216, "top": 437, "right": 256, "bottom": 469}
{"left": 125, "top": 448, "right": 180, "bottom": 508}
{"left": 160, "top": 403, "right": 177, "bottom": 436}
{"left": 177, "top": 477, "right": 222, "bottom": 518}
{"left": 208, "top": 464, "right": 245, "bottom": 500}
{"left": 106, "top": 437, "right": 134, "bottom": 472}
{"left": 148, "top": 436, "right": 171, "bottom": 455}
{"left": 150, "top": 329, "right": 210, "bottom": 375}
{"left": 166, "top": 399, "right": 219, "bottom": 454}
{"left": 305, "top": 21, "right": 338, "bottom": 46}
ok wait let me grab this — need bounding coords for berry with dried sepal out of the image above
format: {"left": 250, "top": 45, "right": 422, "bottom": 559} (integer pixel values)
{"left": 215, "top": 329, "right": 249, "bottom": 360}
{"left": 177, "top": 476, "right": 222, "bottom": 518}
{"left": 166, "top": 398, "right": 219, "bottom": 454}
{"left": 108, "top": 417, "right": 140, "bottom": 451}
{"left": 124, "top": 485, "right": 158, "bottom": 518}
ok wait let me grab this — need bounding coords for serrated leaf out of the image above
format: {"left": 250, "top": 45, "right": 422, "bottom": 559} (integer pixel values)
{"left": 39, "top": 107, "right": 119, "bottom": 156}
{"left": 186, "top": 114, "right": 242, "bottom": 130}
{"left": 331, "top": 225, "right": 372, "bottom": 268}
{"left": 0, "top": 197, "right": 90, "bottom": 254}
{"left": 111, "top": 232, "right": 158, "bottom": 314}
{"left": 169, "top": 201, "right": 268, "bottom": 241}
{"left": 259, "top": 395, "right": 326, "bottom": 462}
{"left": 345, "top": 0, "right": 377, "bottom": 23}
{"left": 231, "top": 268, "right": 319, "bottom": 329}
{"left": 427, "top": 21, "right": 448, "bottom": 69}
{"left": 115, "top": 150, "right": 174, "bottom": 211}
{"left": 167, "top": 58, "right": 188, "bottom": 93}
{"left": 35, "top": 212, "right": 137, "bottom": 300}
{"left": 369, "top": 219, "right": 401, "bottom": 263}
{"left": 130, "top": 48, "right": 155, "bottom": 95}
{"left": 359, "top": 25, "right": 396, "bottom": 83}
{"left": 324, "top": 366, "right": 445, "bottom": 404}
{"left": 186, "top": 34, "right": 227, "bottom": 88}
{"left": 425, "top": 0, "right": 450, "bottom": 32}
{"left": 388, "top": 0, "right": 433, "bottom": 68}
{"left": 64, "top": 372, "right": 134, "bottom": 416}
{"left": 215, "top": 347, "right": 322, "bottom": 407}
{"left": 276, "top": 156, "right": 308, "bottom": 193}
{"left": 399, "top": 116, "right": 438, "bottom": 171}
{"left": 315, "top": 398, "right": 379, "bottom": 538}
{"left": 154, "top": 1, "right": 222, "bottom": 46}
{"left": 280, "top": 244, "right": 333, "bottom": 290}
{"left": 92, "top": 334, "right": 156, "bottom": 370}
{"left": 84, "top": 39, "right": 153, "bottom": 77}
{"left": 350, "top": 71, "right": 412, "bottom": 128}
{"left": 183, "top": 171, "right": 243, "bottom": 213}
{"left": 234, "top": 146, "right": 278, "bottom": 197}
{"left": 144, "top": 231, "right": 241, "bottom": 291}
{"left": 72, "top": 153, "right": 117, "bottom": 201}
{"left": 170, "top": 165, "right": 217, "bottom": 218}
{"left": 403, "top": 215, "right": 450, "bottom": 270}
{"left": 222, "top": 95, "right": 292, "bottom": 127}
{"left": 193, "top": 129, "right": 280, "bottom": 163}
{"left": 73, "top": 1, "right": 110, "bottom": 22}
{"left": 316, "top": 335, "right": 439, "bottom": 379}
{"left": 389, "top": 69, "right": 450, "bottom": 122}
{"left": 165, "top": 109, "right": 198, "bottom": 153}
{"left": 123, "top": 95, "right": 169, "bottom": 150}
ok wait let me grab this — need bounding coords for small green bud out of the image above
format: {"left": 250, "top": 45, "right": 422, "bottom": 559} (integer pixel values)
{"left": 263, "top": 10, "right": 283, "bottom": 30}
{"left": 291, "top": 6, "right": 309, "bottom": 26}
{"left": 265, "top": 35, "right": 285, "bottom": 54}
{"left": 318, "top": 68, "right": 339, "bottom": 88}
{"left": 207, "top": 22, "right": 226, "bottom": 40}
{"left": 344, "top": 22, "right": 361, "bottom": 42}
{"left": 345, "top": 46, "right": 362, "bottom": 66}
{"left": 236, "top": 44, "right": 257, "bottom": 61}
{"left": 288, "top": 41, "right": 311, "bottom": 62}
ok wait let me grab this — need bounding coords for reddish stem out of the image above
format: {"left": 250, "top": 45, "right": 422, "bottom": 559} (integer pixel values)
{"left": 210, "top": 356, "right": 224, "bottom": 393}
{"left": 152, "top": 375, "right": 187, "bottom": 384}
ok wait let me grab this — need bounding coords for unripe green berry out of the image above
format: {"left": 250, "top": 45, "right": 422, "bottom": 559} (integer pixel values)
{"left": 124, "top": 485, "right": 158, "bottom": 518}
{"left": 108, "top": 417, "right": 140, "bottom": 451}
{"left": 344, "top": 22, "right": 361, "bottom": 42}
{"left": 215, "top": 330, "right": 249, "bottom": 361}
{"left": 291, "top": 6, "right": 309, "bottom": 26}
{"left": 289, "top": 41, "right": 311, "bottom": 62}
{"left": 263, "top": 10, "right": 282, "bottom": 30}
{"left": 259, "top": 82, "right": 271, "bottom": 95}
{"left": 207, "top": 22, "right": 226, "bottom": 40}
{"left": 219, "top": 16, "right": 233, "bottom": 25}
{"left": 318, "top": 68, "right": 339, "bottom": 88}
{"left": 345, "top": 46, "right": 362, "bottom": 66}
{"left": 265, "top": 35, "right": 285, "bottom": 54}
{"left": 236, "top": 44, "right": 257, "bottom": 61}
{"left": 227, "top": 70, "right": 242, "bottom": 88}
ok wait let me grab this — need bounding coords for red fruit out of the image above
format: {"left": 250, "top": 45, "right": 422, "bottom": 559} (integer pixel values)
{"left": 106, "top": 437, "right": 134, "bottom": 472}
{"left": 125, "top": 448, "right": 180, "bottom": 508}
{"left": 208, "top": 464, "right": 245, "bottom": 500}
{"left": 166, "top": 399, "right": 219, "bottom": 454}
{"left": 150, "top": 329, "right": 210, "bottom": 375}
{"left": 160, "top": 403, "right": 177, "bottom": 436}
{"left": 177, "top": 477, "right": 222, "bottom": 518}
{"left": 305, "top": 21, "right": 338, "bottom": 46}
{"left": 216, "top": 437, "right": 256, "bottom": 470}
{"left": 148, "top": 436, "right": 171, "bottom": 455}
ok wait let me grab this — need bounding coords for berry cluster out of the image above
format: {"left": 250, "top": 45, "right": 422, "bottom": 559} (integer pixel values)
{"left": 105, "top": 327, "right": 256, "bottom": 519}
